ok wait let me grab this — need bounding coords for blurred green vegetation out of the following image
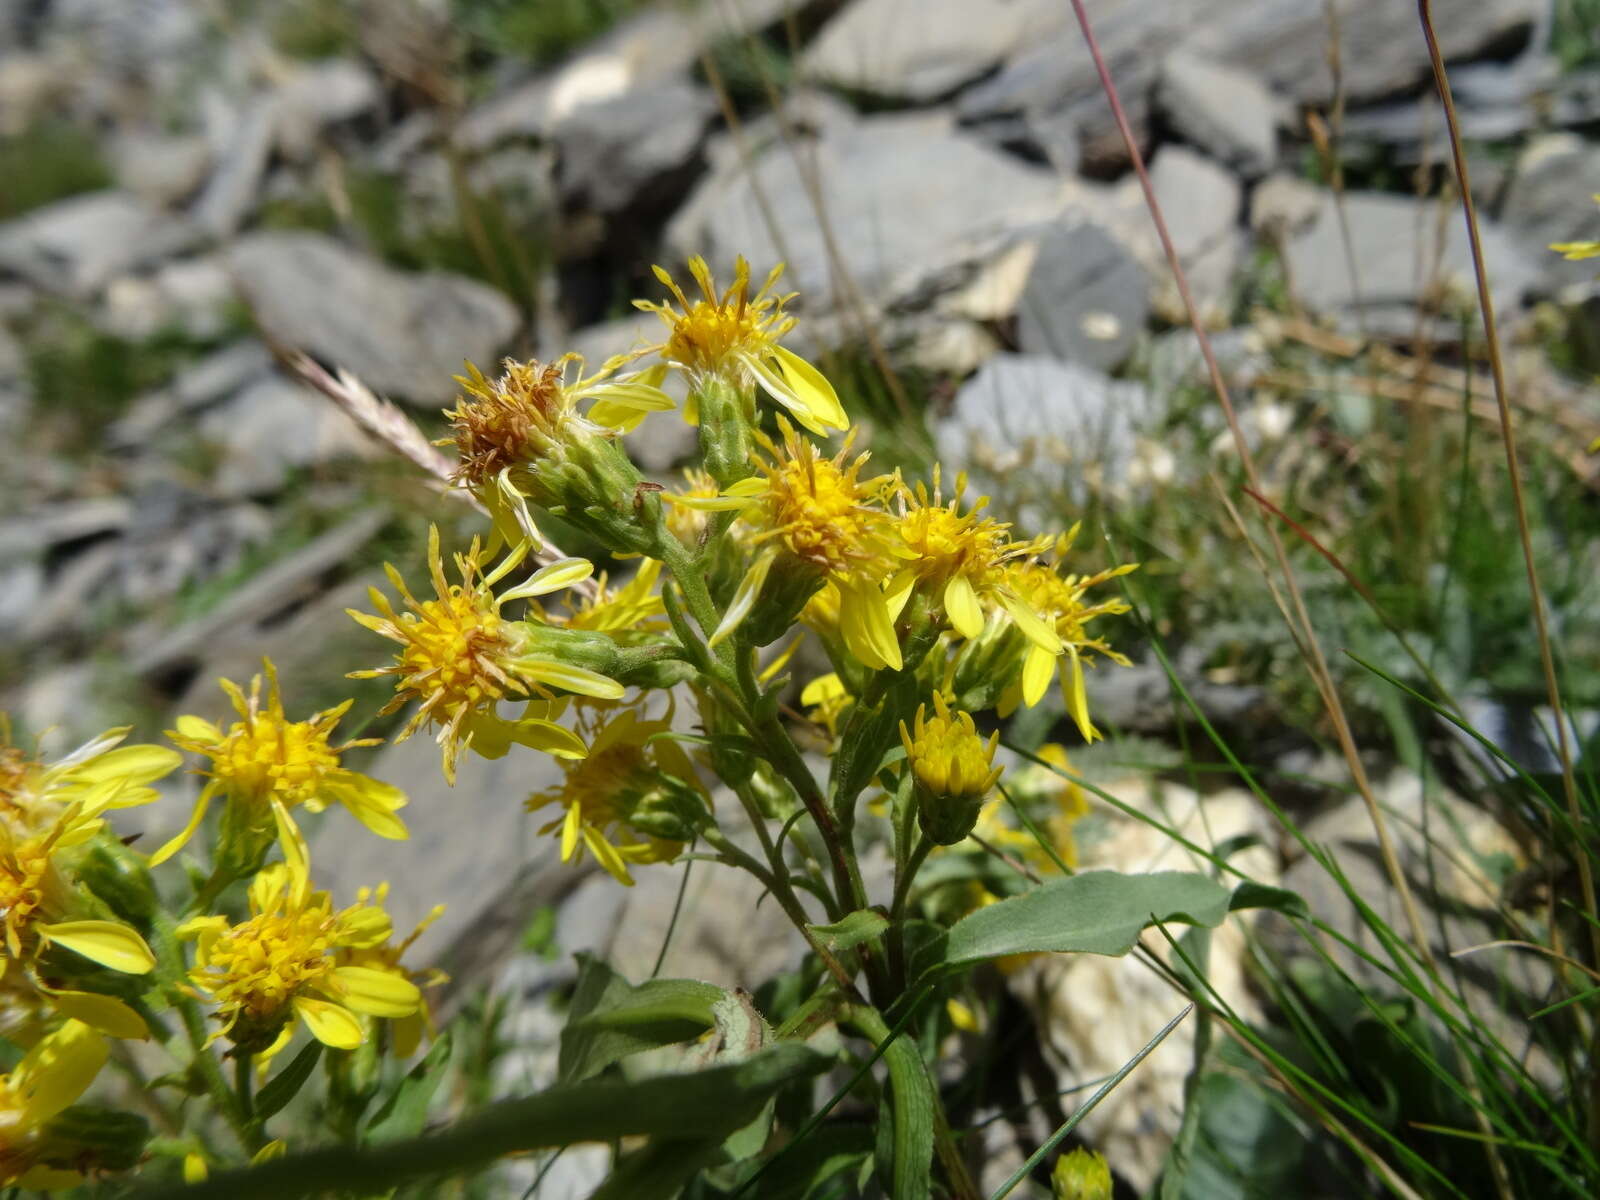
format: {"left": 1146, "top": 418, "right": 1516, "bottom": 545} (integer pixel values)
{"left": 453, "top": 0, "right": 653, "bottom": 64}
{"left": 0, "top": 119, "right": 112, "bottom": 221}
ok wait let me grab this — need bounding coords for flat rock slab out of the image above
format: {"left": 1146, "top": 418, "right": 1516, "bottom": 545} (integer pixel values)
{"left": 1284, "top": 190, "right": 1540, "bottom": 316}
{"left": 227, "top": 232, "right": 520, "bottom": 407}
{"left": 667, "top": 112, "right": 1062, "bottom": 308}
{"left": 1016, "top": 222, "right": 1148, "bottom": 371}
{"left": 802, "top": 0, "right": 1068, "bottom": 102}
{"left": 0, "top": 191, "right": 200, "bottom": 298}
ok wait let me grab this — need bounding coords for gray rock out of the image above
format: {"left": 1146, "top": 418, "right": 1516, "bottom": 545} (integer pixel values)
{"left": 273, "top": 59, "right": 382, "bottom": 160}
{"left": 0, "top": 560, "right": 45, "bottom": 642}
{"left": 191, "top": 95, "right": 278, "bottom": 238}
{"left": 1501, "top": 134, "right": 1600, "bottom": 295}
{"left": 1284, "top": 189, "right": 1540, "bottom": 317}
{"left": 1249, "top": 173, "right": 1323, "bottom": 239}
{"left": 1016, "top": 222, "right": 1149, "bottom": 371}
{"left": 0, "top": 497, "right": 132, "bottom": 562}
{"left": 937, "top": 354, "right": 1157, "bottom": 519}
{"left": 227, "top": 232, "right": 521, "bottom": 406}
{"left": 109, "top": 132, "right": 212, "bottom": 206}
{"left": 0, "top": 192, "right": 199, "bottom": 298}
{"left": 109, "top": 339, "right": 274, "bottom": 448}
{"left": 1157, "top": 51, "right": 1279, "bottom": 178}
{"left": 666, "top": 112, "right": 1062, "bottom": 308}
{"left": 18, "top": 540, "right": 119, "bottom": 641}
{"left": 1144, "top": 145, "right": 1244, "bottom": 322}
{"left": 802, "top": 0, "right": 1068, "bottom": 102}
{"left": 99, "top": 253, "right": 236, "bottom": 342}
{"left": 554, "top": 77, "right": 715, "bottom": 213}
{"left": 197, "top": 372, "right": 374, "bottom": 497}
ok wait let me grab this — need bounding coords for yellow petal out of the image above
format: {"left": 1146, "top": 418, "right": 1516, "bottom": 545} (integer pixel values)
{"left": 511, "top": 718, "right": 589, "bottom": 760}
{"left": 252, "top": 1140, "right": 287, "bottom": 1164}
{"left": 770, "top": 344, "right": 848, "bottom": 429}
{"left": 840, "top": 581, "right": 903, "bottom": 672}
{"left": 146, "top": 788, "right": 213, "bottom": 867}
{"left": 739, "top": 350, "right": 827, "bottom": 435}
{"left": 1062, "top": 646, "right": 1098, "bottom": 744}
{"left": 294, "top": 996, "right": 364, "bottom": 1049}
{"left": 271, "top": 799, "right": 312, "bottom": 907}
{"left": 14, "top": 1019, "right": 106, "bottom": 1123}
{"left": 560, "top": 802, "right": 582, "bottom": 861}
{"left": 39, "top": 921, "right": 156, "bottom": 975}
{"left": 709, "top": 550, "right": 775, "bottom": 648}
{"left": 329, "top": 776, "right": 410, "bottom": 841}
{"left": 499, "top": 557, "right": 594, "bottom": 603}
{"left": 582, "top": 826, "right": 636, "bottom": 886}
{"left": 46, "top": 990, "right": 149, "bottom": 1040}
{"left": 1021, "top": 644, "right": 1055, "bottom": 708}
{"left": 183, "top": 1154, "right": 208, "bottom": 1183}
{"left": 73, "top": 743, "right": 182, "bottom": 786}
{"left": 517, "top": 658, "right": 625, "bottom": 699}
{"left": 799, "top": 672, "right": 846, "bottom": 707}
{"left": 998, "top": 590, "right": 1062, "bottom": 654}
{"left": 329, "top": 966, "right": 422, "bottom": 1019}
{"left": 943, "top": 574, "right": 984, "bottom": 639}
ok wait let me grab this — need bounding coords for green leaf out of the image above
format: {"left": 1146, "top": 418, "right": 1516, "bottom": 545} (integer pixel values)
{"left": 806, "top": 909, "right": 889, "bottom": 954}
{"left": 740, "top": 1125, "right": 874, "bottom": 1200}
{"left": 560, "top": 955, "right": 724, "bottom": 1083}
{"left": 364, "top": 1032, "right": 452, "bottom": 1143}
{"left": 926, "top": 870, "right": 1232, "bottom": 977}
{"left": 1229, "top": 881, "right": 1310, "bottom": 919}
{"left": 142, "top": 1043, "right": 830, "bottom": 1200}
{"left": 880, "top": 1026, "right": 933, "bottom": 1200}
{"left": 591, "top": 1138, "right": 729, "bottom": 1200}
{"left": 254, "top": 1040, "right": 323, "bottom": 1122}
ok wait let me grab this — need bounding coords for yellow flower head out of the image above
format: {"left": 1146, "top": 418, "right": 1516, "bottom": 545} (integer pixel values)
{"left": 902, "top": 695, "right": 1002, "bottom": 846}
{"left": 539, "top": 559, "right": 667, "bottom": 636}
{"left": 153, "top": 659, "right": 408, "bottom": 867}
{"left": 799, "top": 672, "right": 852, "bottom": 741}
{"left": 1052, "top": 1147, "right": 1112, "bottom": 1200}
{"left": 0, "top": 784, "right": 157, "bottom": 982}
{"left": 1000, "top": 541, "right": 1136, "bottom": 740}
{"left": 0, "top": 719, "right": 177, "bottom": 829}
{"left": 527, "top": 707, "right": 704, "bottom": 886}
{"left": 901, "top": 694, "right": 1002, "bottom": 804}
{"left": 441, "top": 356, "right": 673, "bottom": 551}
{"left": 637, "top": 256, "right": 847, "bottom": 435}
{"left": 970, "top": 744, "right": 1087, "bottom": 873}
{"left": 664, "top": 467, "right": 724, "bottom": 546}
{"left": 890, "top": 471, "right": 1060, "bottom": 657}
{"left": 0, "top": 1019, "right": 108, "bottom": 1189}
{"left": 180, "top": 858, "right": 421, "bottom": 1053}
{"left": 349, "top": 527, "right": 620, "bottom": 783}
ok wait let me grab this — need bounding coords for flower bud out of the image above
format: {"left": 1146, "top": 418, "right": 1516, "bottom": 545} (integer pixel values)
{"left": 693, "top": 375, "right": 757, "bottom": 488}
{"left": 900, "top": 695, "right": 1002, "bottom": 846}
{"left": 76, "top": 841, "right": 159, "bottom": 927}
{"left": 1052, "top": 1147, "right": 1111, "bottom": 1200}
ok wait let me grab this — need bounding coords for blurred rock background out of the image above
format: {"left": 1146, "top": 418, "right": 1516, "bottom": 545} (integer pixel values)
{"left": 3, "top": 1, "right": 1599, "bottom": 1193}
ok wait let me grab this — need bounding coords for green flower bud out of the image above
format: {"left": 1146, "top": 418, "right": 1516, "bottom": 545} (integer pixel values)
{"left": 692, "top": 375, "right": 756, "bottom": 488}
{"left": 1052, "top": 1147, "right": 1112, "bottom": 1200}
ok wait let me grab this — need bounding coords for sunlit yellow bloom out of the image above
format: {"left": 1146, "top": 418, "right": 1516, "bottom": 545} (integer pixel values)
{"left": 902, "top": 695, "right": 1002, "bottom": 804}
{"left": 664, "top": 467, "right": 723, "bottom": 546}
{"left": 333, "top": 882, "right": 446, "bottom": 1058}
{"left": 0, "top": 795, "right": 156, "bottom": 981}
{"left": 636, "top": 256, "right": 846, "bottom": 435}
{"left": 0, "top": 719, "right": 177, "bottom": 830}
{"left": 1000, "top": 542, "right": 1135, "bottom": 741}
{"left": 0, "top": 1019, "right": 107, "bottom": 1189}
{"left": 441, "top": 355, "right": 673, "bottom": 551}
{"left": 349, "top": 527, "right": 619, "bottom": 783}
{"left": 179, "top": 855, "right": 421, "bottom": 1053}
{"left": 1053, "top": 1147, "right": 1112, "bottom": 1200}
{"left": 799, "top": 672, "right": 852, "bottom": 741}
{"left": 152, "top": 659, "right": 407, "bottom": 867}
{"left": 673, "top": 421, "right": 901, "bottom": 664}
{"left": 527, "top": 707, "right": 705, "bottom": 886}
{"left": 540, "top": 559, "right": 667, "bottom": 635}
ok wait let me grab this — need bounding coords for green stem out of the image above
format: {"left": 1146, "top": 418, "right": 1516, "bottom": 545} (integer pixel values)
{"left": 889, "top": 835, "right": 934, "bottom": 993}
{"left": 235, "top": 1055, "right": 255, "bottom": 1123}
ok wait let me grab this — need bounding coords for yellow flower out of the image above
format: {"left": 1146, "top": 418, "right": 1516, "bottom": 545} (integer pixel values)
{"left": 0, "top": 1019, "right": 108, "bottom": 1190}
{"left": 179, "top": 852, "right": 421, "bottom": 1053}
{"left": 672, "top": 421, "right": 902, "bottom": 665}
{"left": 152, "top": 658, "right": 408, "bottom": 867}
{"left": 0, "top": 795, "right": 156, "bottom": 981}
{"left": 971, "top": 744, "right": 1087, "bottom": 871}
{"left": 1000, "top": 543, "right": 1135, "bottom": 741}
{"left": 349, "top": 527, "right": 619, "bottom": 783}
{"left": 527, "top": 707, "right": 705, "bottom": 886}
{"left": 901, "top": 694, "right": 1002, "bottom": 845}
{"left": 541, "top": 558, "right": 667, "bottom": 636}
{"left": 441, "top": 356, "right": 673, "bottom": 553}
{"left": 636, "top": 256, "right": 847, "bottom": 435}
{"left": 889, "top": 471, "right": 1061, "bottom": 659}
{"left": 0, "top": 719, "right": 177, "bottom": 830}
{"left": 664, "top": 467, "right": 723, "bottom": 546}
{"left": 332, "top": 883, "right": 446, "bottom": 1058}
{"left": 1052, "top": 1147, "right": 1112, "bottom": 1200}
{"left": 799, "top": 672, "right": 852, "bottom": 740}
